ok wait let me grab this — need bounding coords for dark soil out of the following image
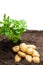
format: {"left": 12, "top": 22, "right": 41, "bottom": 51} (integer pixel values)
{"left": 0, "top": 30, "right": 43, "bottom": 65}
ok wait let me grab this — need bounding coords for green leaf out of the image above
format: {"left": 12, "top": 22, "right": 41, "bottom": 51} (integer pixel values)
{"left": 0, "top": 27, "right": 4, "bottom": 35}
{"left": 0, "top": 21, "right": 3, "bottom": 24}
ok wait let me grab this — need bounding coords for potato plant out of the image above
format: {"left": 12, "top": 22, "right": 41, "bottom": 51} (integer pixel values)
{"left": 0, "top": 14, "right": 27, "bottom": 43}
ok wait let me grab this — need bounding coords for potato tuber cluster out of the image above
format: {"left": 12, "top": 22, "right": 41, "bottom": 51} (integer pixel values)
{"left": 12, "top": 43, "right": 40, "bottom": 63}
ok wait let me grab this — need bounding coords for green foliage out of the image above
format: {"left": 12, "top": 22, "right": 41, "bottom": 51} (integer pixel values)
{"left": 0, "top": 14, "right": 27, "bottom": 43}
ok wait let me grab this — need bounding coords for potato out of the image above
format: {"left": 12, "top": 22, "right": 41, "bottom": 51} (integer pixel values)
{"left": 19, "top": 43, "right": 27, "bottom": 52}
{"left": 32, "top": 57, "right": 40, "bottom": 63}
{"left": 18, "top": 51, "right": 26, "bottom": 57}
{"left": 25, "top": 55, "right": 32, "bottom": 62}
{"left": 12, "top": 46, "right": 19, "bottom": 52}
{"left": 14, "top": 54, "right": 21, "bottom": 62}
{"left": 27, "top": 45, "right": 36, "bottom": 49}
{"left": 32, "top": 50, "right": 40, "bottom": 57}
{"left": 26, "top": 48, "right": 34, "bottom": 55}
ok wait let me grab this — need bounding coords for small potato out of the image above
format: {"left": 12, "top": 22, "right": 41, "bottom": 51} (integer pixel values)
{"left": 26, "top": 48, "right": 34, "bottom": 55}
{"left": 18, "top": 51, "right": 26, "bottom": 57}
{"left": 19, "top": 43, "right": 27, "bottom": 52}
{"left": 14, "top": 54, "right": 21, "bottom": 62}
{"left": 25, "top": 55, "right": 32, "bottom": 62}
{"left": 12, "top": 46, "right": 19, "bottom": 52}
{"left": 27, "top": 45, "right": 36, "bottom": 49}
{"left": 32, "top": 57, "right": 40, "bottom": 63}
{"left": 32, "top": 50, "right": 40, "bottom": 57}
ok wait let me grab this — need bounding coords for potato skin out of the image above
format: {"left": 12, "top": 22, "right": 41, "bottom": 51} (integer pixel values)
{"left": 12, "top": 46, "right": 19, "bottom": 52}
{"left": 14, "top": 54, "right": 21, "bottom": 62}
{"left": 32, "top": 50, "right": 40, "bottom": 57}
{"left": 27, "top": 45, "right": 36, "bottom": 49}
{"left": 32, "top": 57, "right": 40, "bottom": 63}
{"left": 19, "top": 43, "right": 27, "bottom": 52}
{"left": 25, "top": 55, "right": 32, "bottom": 62}
{"left": 26, "top": 48, "right": 34, "bottom": 55}
{"left": 18, "top": 51, "right": 26, "bottom": 57}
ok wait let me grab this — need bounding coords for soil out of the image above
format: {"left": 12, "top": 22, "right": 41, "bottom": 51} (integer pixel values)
{"left": 0, "top": 30, "right": 43, "bottom": 65}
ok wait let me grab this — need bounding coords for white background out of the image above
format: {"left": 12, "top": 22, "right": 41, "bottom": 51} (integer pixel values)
{"left": 0, "top": 0, "right": 43, "bottom": 30}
